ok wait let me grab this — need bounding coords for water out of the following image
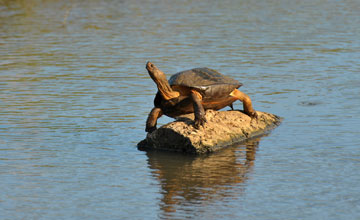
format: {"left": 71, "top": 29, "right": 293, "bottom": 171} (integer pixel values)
{"left": 1, "top": 0, "right": 360, "bottom": 219}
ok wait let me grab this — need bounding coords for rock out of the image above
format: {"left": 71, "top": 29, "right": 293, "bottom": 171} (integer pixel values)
{"left": 138, "top": 110, "right": 282, "bottom": 154}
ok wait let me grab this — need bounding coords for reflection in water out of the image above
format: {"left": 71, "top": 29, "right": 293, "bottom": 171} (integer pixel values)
{"left": 145, "top": 137, "right": 261, "bottom": 217}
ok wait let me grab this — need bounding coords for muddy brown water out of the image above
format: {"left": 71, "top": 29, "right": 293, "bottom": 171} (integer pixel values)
{"left": 1, "top": 0, "right": 360, "bottom": 219}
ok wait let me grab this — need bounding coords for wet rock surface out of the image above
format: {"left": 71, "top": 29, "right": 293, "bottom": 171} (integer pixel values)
{"left": 138, "top": 110, "right": 282, "bottom": 154}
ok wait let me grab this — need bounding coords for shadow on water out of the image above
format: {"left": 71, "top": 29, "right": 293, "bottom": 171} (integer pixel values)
{"left": 144, "top": 137, "right": 262, "bottom": 217}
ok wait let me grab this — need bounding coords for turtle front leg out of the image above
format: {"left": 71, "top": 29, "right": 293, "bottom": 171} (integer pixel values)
{"left": 230, "top": 89, "right": 258, "bottom": 118}
{"left": 146, "top": 107, "right": 163, "bottom": 133}
{"left": 190, "top": 90, "right": 206, "bottom": 129}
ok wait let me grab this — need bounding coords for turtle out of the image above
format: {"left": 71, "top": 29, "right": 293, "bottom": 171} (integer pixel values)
{"left": 145, "top": 62, "right": 258, "bottom": 133}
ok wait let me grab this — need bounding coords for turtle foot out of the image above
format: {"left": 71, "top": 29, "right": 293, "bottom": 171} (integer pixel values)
{"left": 248, "top": 111, "right": 258, "bottom": 119}
{"left": 194, "top": 117, "right": 207, "bottom": 129}
{"left": 146, "top": 126, "right": 157, "bottom": 133}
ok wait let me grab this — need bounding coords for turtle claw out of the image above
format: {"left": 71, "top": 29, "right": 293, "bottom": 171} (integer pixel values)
{"left": 145, "top": 126, "right": 157, "bottom": 133}
{"left": 249, "top": 111, "right": 258, "bottom": 119}
{"left": 194, "top": 117, "right": 207, "bottom": 129}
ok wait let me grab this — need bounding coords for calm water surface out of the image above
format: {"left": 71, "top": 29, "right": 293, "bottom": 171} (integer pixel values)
{"left": 1, "top": 0, "right": 360, "bottom": 219}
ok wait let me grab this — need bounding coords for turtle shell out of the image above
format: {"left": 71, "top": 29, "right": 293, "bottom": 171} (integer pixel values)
{"left": 168, "top": 68, "right": 242, "bottom": 98}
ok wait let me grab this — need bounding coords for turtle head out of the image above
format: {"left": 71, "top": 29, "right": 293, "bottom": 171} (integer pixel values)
{"left": 146, "top": 62, "right": 162, "bottom": 82}
{"left": 146, "top": 62, "right": 179, "bottom": 100}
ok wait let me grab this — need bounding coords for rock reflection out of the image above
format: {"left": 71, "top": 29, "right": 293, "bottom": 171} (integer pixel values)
{"left": 145, "top": 137, "right": 262, "bottom": 215}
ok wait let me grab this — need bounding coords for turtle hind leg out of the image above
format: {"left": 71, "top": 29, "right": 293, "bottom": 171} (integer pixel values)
{"left": 230, "top": 89, "right": 258, "bottom": 118}
{"left": 146, "top": 107, "right": 163, "bottom": 133}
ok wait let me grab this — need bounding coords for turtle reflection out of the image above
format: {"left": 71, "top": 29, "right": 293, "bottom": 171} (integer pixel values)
{"left": 145, "top": 137, "right": 261, "bottom": 215}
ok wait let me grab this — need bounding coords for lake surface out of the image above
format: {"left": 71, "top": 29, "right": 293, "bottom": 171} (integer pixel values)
{"left": 1, "top": 0, "right": 360, "bottom": 219}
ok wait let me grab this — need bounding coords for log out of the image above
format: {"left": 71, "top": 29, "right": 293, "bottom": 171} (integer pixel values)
{"left": 138, "top": 110, "right": 282, "bottom": 154}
